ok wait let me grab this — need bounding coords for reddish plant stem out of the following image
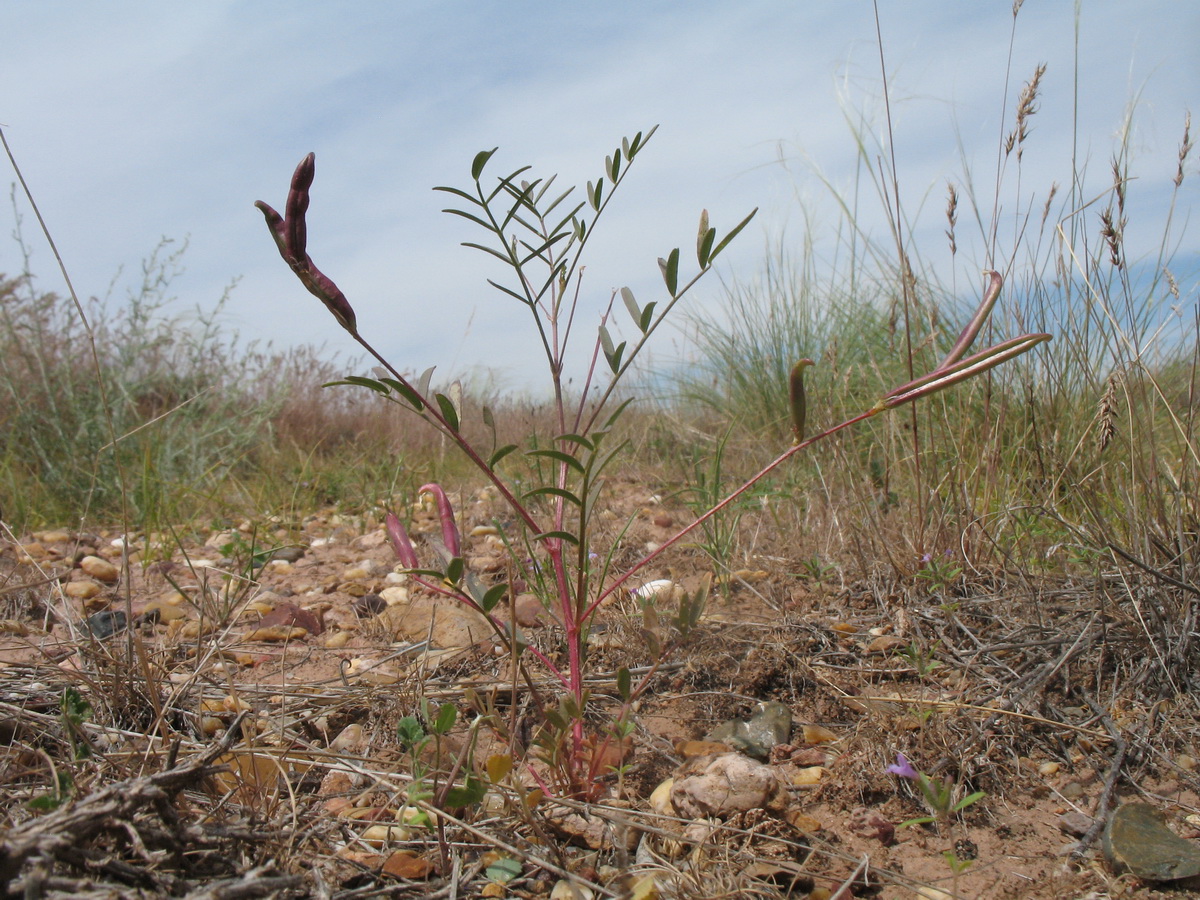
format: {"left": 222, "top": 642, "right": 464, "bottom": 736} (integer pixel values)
{"left": 584, "top": 407, "right": 881, "bottom": 621}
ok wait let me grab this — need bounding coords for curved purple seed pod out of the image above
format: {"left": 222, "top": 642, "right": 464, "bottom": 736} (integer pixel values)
{"left": 256, "top": 154, "right": 358, "bottom": 333}
{"left": 385, "top": 512, "right": 419, "bottom": 568}
{"left": 938, "top": 270, "right": 1003, "bottom": 370}
{"left": 880, "top": 332, "right": 1051, "bottom": 408}
{"left": 254, "top": 201, "right": 288, "bottom": 254}
{"left": 788, "top": 358, "right": 815, "bottom": 444}
{"left": 419, "top": 483, "right": 461, "bottom": 559}
{"left": 285, "top": 153, "right": 315, "bottom": 260}
{"left": 297, "top": 263, "right": 357, "bottom": 332}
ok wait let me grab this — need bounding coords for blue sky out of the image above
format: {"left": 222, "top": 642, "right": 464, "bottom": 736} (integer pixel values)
{"left": 2, "top": 2, "right": 1196, "bottom": 391}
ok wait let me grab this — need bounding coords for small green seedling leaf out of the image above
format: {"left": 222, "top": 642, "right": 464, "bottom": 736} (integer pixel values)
{"left": 62, "top": 687, "right": 92, "bottom": 724}
{"left": 952, "top": 790, "right": 987, "bottom": 812}
{"left": 397, "top": 716, "right": 425, "bottom": 749}
{"left": 433, "top": 702, "right": 458, "bottom": 735}
{"left": 616, "top": 666, "right": 632, "bottom": 702}
{"left": 472, "top": 147, "right": 499, "bottom": 180}
{"left": 485, "top": 857, "right": 523, "bottom": 884}
{"left": 444, "top": 774, "right": 487, "bottom": 808}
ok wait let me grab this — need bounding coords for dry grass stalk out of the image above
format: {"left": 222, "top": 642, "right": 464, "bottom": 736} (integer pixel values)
{"left": 1097, "top": 370, "right": 1123, "bottom": 452}
{"left": 944, "top": 182, "right": 958, "bottom": 257}
{"left": 1005, "top": 63, "right": 1047, "bottom": 161}
{"left": 1040, "top": 181, "right": 1059, "bottom": 229}
{"left": 1175, "top": 110, "right": 1192, "bottom": 188}
{"left": 1099, "top": 206, "right": 1124, "bottom": 270}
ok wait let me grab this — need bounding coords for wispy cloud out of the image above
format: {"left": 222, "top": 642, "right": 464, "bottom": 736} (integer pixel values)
{"left": 1, "top": 1, "right": 1194, "bottom": 389}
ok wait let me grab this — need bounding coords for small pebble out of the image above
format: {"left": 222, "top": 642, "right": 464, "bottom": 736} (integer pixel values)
{"left": 80, "top": 555, "right": 119, "bottom": 584}
{"left": 379, "top": 586, "right": 410, "bottom": 606}
{"left": 84, "top": 610, "right": 126, "bottom": 640}
{"left": 354, "top": 593, "right": 388, "bottom": 616}
{"left": 64, "top": 581, "right": 102, "bottom": 601}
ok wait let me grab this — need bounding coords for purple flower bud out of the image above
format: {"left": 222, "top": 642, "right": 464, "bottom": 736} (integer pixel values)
{"left": 386, "top": 512, "right": 419, "bottom": 568}
{"left": 886, "top": 753, "right": 919, "bottom": 780}
{"left": 419, "top": 483, "right": 460, "bottom": 559}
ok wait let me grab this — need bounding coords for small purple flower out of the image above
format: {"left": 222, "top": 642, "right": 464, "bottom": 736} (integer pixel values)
{"left": 887, "top": 753, "right": 919, "bottom": 780}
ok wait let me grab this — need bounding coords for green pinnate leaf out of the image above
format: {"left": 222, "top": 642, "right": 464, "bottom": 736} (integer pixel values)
{"left": 598, "top": 323, "right": 616, "bottom": 359}
{"left": 471, "top": 147, "right": 499, "bottom": 180}
{"left": 488, "top": 444, "right": 518, "bottom": 467}
{"left": 532, "top": 530, "right": 580, "bottom": 545}
{"left": 325, "top": 376, "right": 389, "bottom": 395}
{"left": 522, "top": 486, "right": 584, "bottom": 507}
{"left": 525, "top": 448, "right": 585, "bottom": 474}
{"left": 380, "top": 378, "right": 425, "bottom": 411}
{"left": 638, "top": 301, "right": 656, "bottom": 333}
{"left": 621, "top": 287, "right": 640, "bottom": 324}
{"left": 480, "top": 583, "right": 508, "bottom": 613}
{"left": 435, "top": 392, "right": 460, "bottom": 432}
{"left": 587, "top": 178, "right": 603, "bottom": 210}
{"left": 659, "top": 248, "right": 680, "bottom": 296}
{"left": 708, "top": 208, "right": 758, "bottom": 262}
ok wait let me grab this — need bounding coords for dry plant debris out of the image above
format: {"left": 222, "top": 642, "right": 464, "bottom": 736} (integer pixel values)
{"left": 1, "top": 489, "right": 1198, "bottom": 899}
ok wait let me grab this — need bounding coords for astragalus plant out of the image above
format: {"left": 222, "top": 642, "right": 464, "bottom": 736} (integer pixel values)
{"left": 257, "top": 131, "right": 1048, "bottom": 797}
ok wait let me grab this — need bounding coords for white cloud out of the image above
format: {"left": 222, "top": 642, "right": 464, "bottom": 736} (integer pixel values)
{"left": 1, "top": 1, "right": 1194, "bottom": 391}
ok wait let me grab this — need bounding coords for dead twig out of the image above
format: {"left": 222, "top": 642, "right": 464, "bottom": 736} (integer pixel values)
{"left": 0, "top": 712, "right": 247, "bottom": 893}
